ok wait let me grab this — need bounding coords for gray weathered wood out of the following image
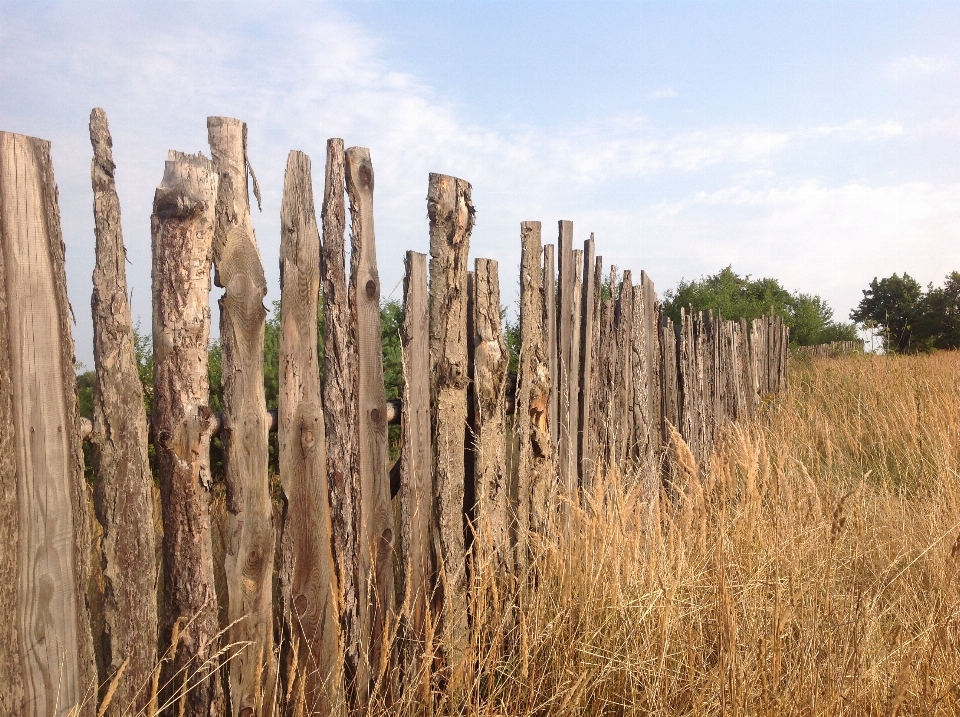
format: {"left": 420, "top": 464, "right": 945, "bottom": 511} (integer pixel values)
{"left": 660, "top": 314, "right": 680, "bottom": 444}
{"left": 208, "top": 116, "right": 276, "bottom": 717}
{"left": 346, "top": 147, "right": 396, "bottom": 698}
{"left": 614, "top": 272, "right": 634, "bottom": 466}
{"left": 557, "top": 221, "right": 580, "bottom": 511}
{"left": 583, "top": 253, "right": 604, "bottom": 495}
{"left": 0, "top": 131, "right": 97, "bottom": 717}
{"left": 320, "top": 138, "right": 365, "bottom": 703}
{"left": 88, "top": 108, "right": 158, "bottom": 716}
{"left": 577, "top": 236, "right": 596, "bottom": 495}
{"left": 543, "top": 244, "right": 558, "bottom": 451}
{"left": 472, "top": 258, "right": 509, "bottom": 571}
{"left": 399, "top": 251, "right": 432, "bottom": 701}
{"left": 151, "top": 148, "right": 224, "bottom": 717}
{"left": 596, "top": 297, "right": 616, "bottom": 473}
{"left": 280, "top": 150, "right": 343, "bottom": 715}
{"left": 427, "top": 172, "right": 474, "bottom": 694}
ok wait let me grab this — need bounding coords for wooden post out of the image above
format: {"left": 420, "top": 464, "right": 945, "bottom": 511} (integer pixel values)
{"left": 516, "top": 221, "right": 553, "bottom": 558}
{"left": 472, "top": 258, "right": 510, "bottom": 571}
{"left": 557, "top": 222, "right": 581, "bottom": 512}
{"left": 636, "top": 272, "right": 661, "bottom": 474}
{"left": 279, "top": 150, "right": 343, "bottom": 714}
{"left": 346, "top": 147, "right": 396, "bottom": 696}
{"left": 577, "top": 236, "right": 596, "bottom": 494}
{"left": 596, "top": 297, "right": 616, "bottom": 474}
{"left": 88, "top": 109, "right": 158, "bottom": 716}
{"left": 614, "top": 272, "right": 634, "bottom": 465}
{"left": 151, "top": 149, "right": 223, "bottom": 716}
{"left": 208, "top": 116, "right": 276, "bottom": 716}
{"left": 543, "top": 244, "right": 558, "bottom": 451}
{"left": 0, "top": 131, "right": 97, "bottom": 717}
{"left": 399, "top": 251, "right": 433, "bottom": 700}
{"left": 660, "top": 315, "right": 680, "bottom": 443}
{"left": 320, "top": 139, "right": 364, "bottom": 702}
{"left": 427, "top": 173, "right": 475, "bottom": 693}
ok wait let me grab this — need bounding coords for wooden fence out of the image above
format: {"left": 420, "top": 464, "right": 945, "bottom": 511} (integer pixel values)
{"left": 796, "top": 340, "right": 863, "bottom": 359}
{"left": 0, "top": 113, "right": 789, "bottom": 716}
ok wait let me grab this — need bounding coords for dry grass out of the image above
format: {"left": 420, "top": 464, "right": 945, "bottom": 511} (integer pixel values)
{"left": 83, "top": 351, "right": 960, "bottom": 715}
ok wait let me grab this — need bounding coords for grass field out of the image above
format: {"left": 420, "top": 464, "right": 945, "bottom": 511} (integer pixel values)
{"left": 97, "top": 352, "right": 960, "bottom": 715}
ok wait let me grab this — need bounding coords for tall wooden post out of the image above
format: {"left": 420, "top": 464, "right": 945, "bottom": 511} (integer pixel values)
{"left": 614, "top": 272, "right": 634, "bottom": 465}
{"left": 151, "top": 149, "right": 224, "bottom": 716}
{"left": 557, "top": 221, "right": 581, "bottom": 512}
{"left": 279, "top": 150, "right": 343, "bottom": 714}
{"left": 320, "top": 139, "right": 364, "bottom": 702}
{"left": 516, "top": 221, "right": 553, "bottom": 559}
{"left": 88, "top": 109, "right": 158, "bottom": 716}
{"left": 0, "top": 131, "right": 97, "bottom": 717}
{"left": 578, "top": 236, "right": 596, "bottom": 494}
{"left": 399, "top": 250, "right": 433, "bottom": 702}
{"left": 427, "top": 173, "right": 475, "bottom": 694}
{"left": 346, "top": 147, "right": 395, "bottom": 697}
{"left": 543, "top": 244, "right": 558, "bottom": 451}
{"left": 208, "top": 116, "right": 276, "bottom": 716}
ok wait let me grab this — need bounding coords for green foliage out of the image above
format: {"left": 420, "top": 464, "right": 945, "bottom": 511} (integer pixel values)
{"left": 663, "top": 266, "right": 857, "bottom": 346}
{"left": 852, "top": 271, "right": 960, "bottom": 354}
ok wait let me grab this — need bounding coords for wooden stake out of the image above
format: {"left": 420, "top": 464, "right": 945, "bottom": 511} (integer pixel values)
{"left": 346, "top": 147, "right": 395, "bottom": 699}
{"left": 578, "top": 236, "right": 596, "bottom": 495}
{"left": 279, "top": 150, "right": 343, "bottom": 715}
{"left": 543, "top": 244, "right": 558, "bottom": 451}
{"left": 0, "top": 131, "right": 97, "bottom": 717}
{"left": 208, "top": 116, "right": 276, "bottom": 716}
{"left": 88, "top": 108, "right": 158, "bottom": 716}
{"left": 151, "top": 149, "right": 223, "bottom": 717}
{"left": 427, "top": 172, "right": 474, "bottom": 694}
{"left": 320, "top": 138, "right": 364, "bottom": 702}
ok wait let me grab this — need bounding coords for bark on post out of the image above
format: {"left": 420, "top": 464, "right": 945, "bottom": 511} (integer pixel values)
{"left": 543, "top": 244, "right": 558, "bottom": 451}
{"left": 279, "top": 150, "right": 343, "bottom": 715}
{"left": 320, "top": 138, "right": 364, "bottom": 702}
{"left": 472, "top": 258, "right": 509, "bottom": 572}
{"left": 427, "top": 172, "right": 474, "bottom": 694}
{"left": 399, "top": 251, "right": 433, "bottom": 701}
{"left": 517, "top": 221, "right": 554, "bottom": 543}
{"left": 578, "top": 236, "right": 596, "bottom": 494}
{"left": 208, "top": 116, "right": 276, "bottom": 716}
{"left": 151, "top": 149, "right": 223, "bottom": 716}
{"left": 346, "top": 147, "right": 396, "bottom": 698}
{"left": 0, "top": 131, "right": 97, "bottom": 717}
{"left": 88, "top": 108, "right": 158, "bottom": 716}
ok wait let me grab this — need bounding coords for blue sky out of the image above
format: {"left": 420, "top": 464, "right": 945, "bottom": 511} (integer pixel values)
{"left": 2, "top": 1, "right": 959, "bottom": 365}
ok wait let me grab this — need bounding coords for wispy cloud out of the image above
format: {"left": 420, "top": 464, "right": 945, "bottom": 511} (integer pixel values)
{"left": 890, "top": 54, "right": 953, "bottom": 78}
{"left": 648, "top": 87, "right": 677, "bottom": 100}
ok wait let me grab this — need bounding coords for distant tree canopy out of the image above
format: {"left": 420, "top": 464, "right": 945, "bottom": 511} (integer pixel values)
{"left": 851, "top": 271, "right": 960, "bottom": 354}
{"left": 662, "top": 266, "right": 858, "bottom": 347}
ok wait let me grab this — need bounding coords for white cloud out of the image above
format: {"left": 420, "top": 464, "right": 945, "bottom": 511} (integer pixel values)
{"left": 648, "top": 87, "right": 677, "bottom": 99}
{"left": 890, "top": 54, "right": 953, "bottom": 78}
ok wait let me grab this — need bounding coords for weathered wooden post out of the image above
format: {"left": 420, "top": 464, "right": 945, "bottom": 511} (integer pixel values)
{"left": 399, "top": 250, "right": 433, "bottom": 701}
{"left": 151, "top": 149, "right": 223, "bottom": 715}
{"left": 320, "top": 138, "right": 364, "bottom": 703}
{"left": 472, "top": 258, "right": 510, "bottom": 570}
{"left": 279, "top": 150, "right": 343, "bottom": 714}
{"left": 543, "top": 244, "right": 558, "bottom": 450}
{"left": 578, "top": 236, "right": 596, "bottom": 494}
{"left": 0, "top": 131, "right": 97, "bottom": 717}
{"left": 208, "top": 116, "right": 276, "bottom": 716}
{"left": 346, "top": 147, "right": 396, "bottom": 697}
{"left": 88, "top": 109, "right": 158, "bottom": 716}
{"left": 614, "top": 272, "right": 634, "bottom": 465}
{"left": 557, "top": 221, "right": 581, "bottom": 513}
{"left": 427, "top": 172, "right": 474, "bottom": 695}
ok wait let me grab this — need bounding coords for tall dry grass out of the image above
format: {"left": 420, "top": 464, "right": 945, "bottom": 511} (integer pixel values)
{"left": 87, "top": 352, "right": 960, "bottom": 715}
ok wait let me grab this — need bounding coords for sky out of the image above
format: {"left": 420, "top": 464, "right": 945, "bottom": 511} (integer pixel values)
{"left": 1, "top": 1, "right": 959, "bottom": 366}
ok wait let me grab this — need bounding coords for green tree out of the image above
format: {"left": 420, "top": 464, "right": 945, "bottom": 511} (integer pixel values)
{"left": 850, "top": 273, "right": 922, "bottom": 354}
{"left": 913, "top": 272, "right": 960, "bottom": 351}
{"left": 663, "top": 266, "right": 856, "bottom": 346}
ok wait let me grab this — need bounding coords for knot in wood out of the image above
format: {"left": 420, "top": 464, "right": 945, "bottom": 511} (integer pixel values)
{"left": 365, "top": 279, "right": 378, "bottom": 298}
{"left": 300, "top": 428, "right": 315, "bottom": 451}
{"left": 358, "top": 163, "right": 373, "bottom": 188}
{"left": 370, "top": 407, "right": 382, "bottom": 426}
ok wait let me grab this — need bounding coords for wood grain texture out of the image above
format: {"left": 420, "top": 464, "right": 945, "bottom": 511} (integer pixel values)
{"left": 517, "top": 221, "right": 554, "bottom": 545}
{"left": 399, "top": 251, "right": 433, "bottom": 701}
{"left": 88, "top": 108, "right": 158, "bottom": 716}
{"left": 596, "top": 297, "right": 616, "bottom": 474}
{"left": 543, "top": 244, "right": 558, "bottom": 452}
{"left": 614, "top": 272, "right": 634, "bottom": 466}
{"left": 557, "top": 222, "right": 580, "bottom": 513}
{"left": 582, "top": 253, "right": 604, "bottom": 496}
{"left": 427, "top": 172, "right": 474, "bottom": 694}
{"left": 472, "top": 258, "right": 509, "bottom": 571}
{"left": 577, "top": 236, "right": 596, "bottom": 498}
{"left": 208, "top": 116, "right": 276, "bottom": 717}
{"left": 319, "top": 138, "right": 365, "bottom": 702}
{"left": 660, "top": 315, "right": 680, "bottom": 445}
{"left": 279, "top": 150, "right": 343, "bottom": 715}
{"left": 0, "top": 131, "right": 97, "bottom": 717}
{"left": 346, "top": 146, "right": 396, "bottom": 700}
{"left": 151, "top": 148, "right": 224, "bottom": 717}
